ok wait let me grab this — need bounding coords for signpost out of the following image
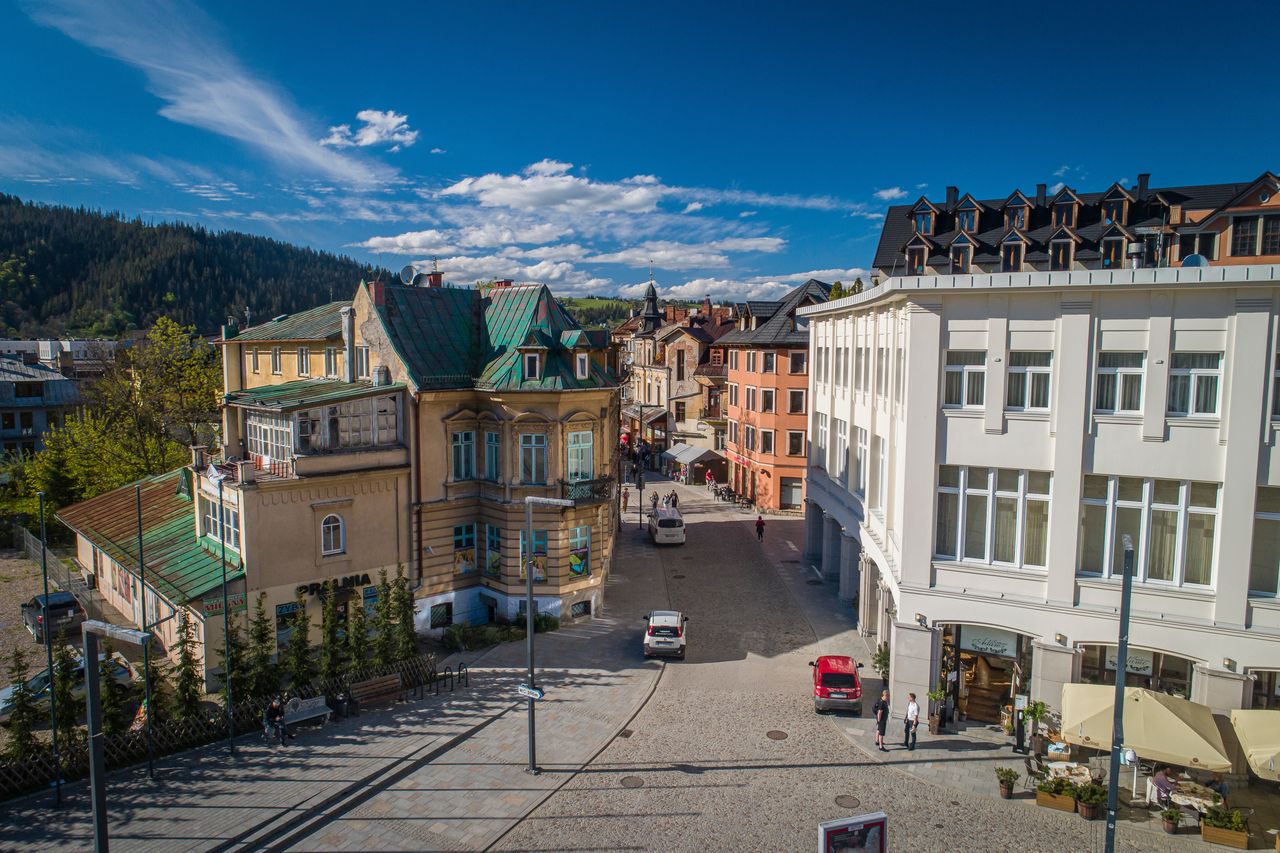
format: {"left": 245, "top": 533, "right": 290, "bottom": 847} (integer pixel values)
{"left": 516, "top": 684, "right": 545, "bottom": 701}
{"left": 818, "top": 811, "right": 888, "bottom": 852}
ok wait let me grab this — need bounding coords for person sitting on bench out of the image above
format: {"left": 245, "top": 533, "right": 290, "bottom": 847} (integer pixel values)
{"left": 265, "top": 696, "right": 293, "bottom": 744}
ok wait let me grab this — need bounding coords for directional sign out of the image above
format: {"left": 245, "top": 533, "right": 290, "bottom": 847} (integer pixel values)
{"left": 516, "top": 684, "right": 545, "bottom": 701}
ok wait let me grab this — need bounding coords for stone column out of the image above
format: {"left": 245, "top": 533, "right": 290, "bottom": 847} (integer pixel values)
{"left": 858, "top": 555, "right": 877, "bottom": 637}
{"left": 821, "top": 515, "right": 841, "bottom": 581}
{"left": 803, "top": 498, "right": 824, "bottom": 563}
{"left": 1190, "top": 664, "right": 1252, "bottom": 716}
{"left": 838, "top": 532, "right": 860, "bottom": 605}
{"left": 889, "top": 619, "right": 938, "bottom": 722}
{"left": 1030, "top": 639, "right": 1081, "bottom": 714}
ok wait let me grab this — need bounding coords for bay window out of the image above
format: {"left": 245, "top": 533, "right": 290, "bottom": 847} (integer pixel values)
{"left": 202, "top": 497, "right": 240, "bottom": 551}
{"left": 520, "top": 433, "right": 547, "bottom": 484}
{"left": 943, "top": 351, "right": 986, "bottom": 408}
{"left": 1166, "top": 352, "right": 1221, "bottom": 416}
{"left": 1095, "top": 352, "right": 1144, "bottom": 413}
{"left": 567, "top": 430, "right": 594, "bottom": 481}
{"left": 451, "top": 430, "right": 475, "bottom": 480}
{"left": 1006, "top": 352, "right": 1052, "bottom": 411}
{"left": 935, "top": 465, "right": 1051, "bottom": 568}
{"left": 907, "top": 246, "right": 927, "bottom": 275}
{"left": 950, "top": 244, "right": 972, "bottom": 274}
{"left": 1001, "top": 242, "right": 1024, "bottom": 272}
{"left": 485, "top": 431, "right": 501, "bottom": 481}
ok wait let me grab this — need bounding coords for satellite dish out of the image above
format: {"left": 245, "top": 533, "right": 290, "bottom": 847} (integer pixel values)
{"left": 412, "top": 273, "right": 432, "bottom": 288}
{"left": 1182, "top": 253, "right": 1209, "bottom": 268}
{"left": 399, "top": 265, "right": 416, "bottom": 285}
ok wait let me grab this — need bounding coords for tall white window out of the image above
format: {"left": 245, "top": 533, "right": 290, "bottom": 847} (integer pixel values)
{"left": 762, "top": 352, "right": 775, "bottom": 373}
{"left": 567, "top": 430, "right": 594, "bottom": 481}
{"left": 760, "top": 389, "right": 775, "bottom": 413}
{"left": 451, "top": 431, "right": 475, "bottom": 480}
{"left": 271, "top": 347, "right": 282, "bottom": 375}
{"left": 745, "top": 387, "right": 757, "bottom": 411}
{"left": 485, "top": 431, "right": 501, "bottom": 482}
{"left": 1006, "top": 352, "right": 1053, "bottom": 411}
{"left": 814, "top": 413, "right": 828, "bottom": 468}
{"left": 728, "top": 383, "right": 739, "bottom": 407}
{"left": 324, "top": 347, "right": 339, "bottom": 378}
{"left": 1078, "top": 475, "right": 1217, "bottom": 587}
{"left": 833, "top": 419, "right": 848, "bottom": 485}
{"left": 1251, "top": 487, "right": 1280, "bottom": 596}
{"left": 875, "top": 436, "right": 887, "bottom": 510}
{"left": 321, "top": 514, "right": 345, "bottom": 555}
{"left": 876, "top": 347, "right": 888, "bottom": 397}
{"left": 202, "top": 497, "right": 241, "bottom": 551}
{"left": 759, "top": 430, "right": 775, "bottom": 455}
{"left": 853, "top": 345, "right": 863, "bottom": 392}
{"left": 245, "top": 412, "right": 292, "bottom": 463}
{"left": 576, "top": 352, "right": 590, "bottom": 380}
{"left": 853, "top": 427, "right": 868, "bottom": 496}
{"left": 747, "top": 351, "right": 757, "bottom": 372}
{"left": 524, "top": 353, "right": 541, "bottom": 381}
{"left": 355, "top": 346, "right": 370, "bottom": 379}
{"left": 520, "top": 433, "right": 547, "bottom": 484}
{"left": 943, "top": 351, "right": 986, "bottom": 408}
{"left": 1166, "top": 353, "right": 1222, "bottom": 416}
{"left": 297, "top": 347, "right": 310, "bottom": 377}
{"left": 935, "top": 466, "right": 1050, "bottom": 568}
{"left": 250, "top": 348, "right": 260, "bottom": 373}
{"left": 1095, "top": 352, "right": 1145, "bottom": 413}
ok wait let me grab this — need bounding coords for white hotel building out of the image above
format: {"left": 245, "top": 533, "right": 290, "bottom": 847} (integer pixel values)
{"left": 802, "top": 262, "right": 1280, "bottom": 724}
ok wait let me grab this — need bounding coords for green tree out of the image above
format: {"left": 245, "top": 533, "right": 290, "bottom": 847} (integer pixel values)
{"left": 172, "top": 610, "right": 202, "bottom": 722}
{"left": 283, "top": 589, "right": 313, "bottom": 688}
{"left": 851, "top": 277, "right": 864, "bottom": 294}
{"left": 391, "top": 566, "right": 418, "bottom": 662}
{"left": 245, "top": 594, "right": 278, "bottom": 699}
{"left": 318, "top": 580, "right": 342, "bottom": 681}
{"left": 829, "top": 280, "right": 847, "bottom": 300}
{"left": 98, "top": 641, "right": 131, "bottom": 738}
{"left": 215, "top": 612, "right": 247, "bottom": 712}
{"left": 139, "top": 648, "right": 173, "bottom": 728}
{"left": 346, "top": 597, "right": 368, "bottom": 675}
{"left": 370, "top": 568, "right": 394, "bottom": 668}
{"left": 2, "top": 646, "right": 41, "bottom": 761}
{"left": 50, "top": 632, "right": 80, "bottom": 749}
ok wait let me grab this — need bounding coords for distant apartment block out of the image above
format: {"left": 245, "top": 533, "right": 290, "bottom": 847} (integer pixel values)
{"left": 0, "top": 355, "right": 80, "bottom": 453}
{"left": 0, "top": 338, "right": 118, "bottom": 378}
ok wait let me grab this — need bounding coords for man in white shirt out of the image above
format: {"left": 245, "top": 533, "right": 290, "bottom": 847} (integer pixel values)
{"left": 903, "top": 693, "right": 920, "bottom": 750}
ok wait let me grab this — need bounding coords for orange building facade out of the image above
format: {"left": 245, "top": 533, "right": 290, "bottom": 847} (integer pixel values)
{"left": 720, "top": 280, "right": 829, "bottom": 511}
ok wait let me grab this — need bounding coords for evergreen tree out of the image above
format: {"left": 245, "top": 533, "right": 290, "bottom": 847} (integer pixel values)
{"left": 50, "top": 631, "right": 80, "bottom": 749}
{"left": 852, "top": 277, "right": 864, "bottom": 294}
{"left": 98, "top": 641, "right": 131, "bottom": 738}
{"left": 391, "top": 566, "right": 418, "bottom": 662}
{"left": 283, "top": 589, "right": 313, "bottom": 688}
{"left": 2, "top": 645, "right": 41, "bottom": 761}
{"left": 245, "top": 593, "right": 278, "bottom": 699}
{"left": 139, "top": 647, "right": 172, "bottom": 729}
{"left": 370, "top": 568, "right": 394, "bottom": 668}
{"left": 318, "top": 580, "right": 342, "bottom": 682}
{"left": 346, "top": 596, "right": 368, "bottom": 676}
{"left": 215, "top": 612, "right": 247, "bottom": 712}
{"left": 172, "top": 610, "right": 202, "bottom": 721}
{"left": 829, "top": 280, "right": 847, "bottom": 300}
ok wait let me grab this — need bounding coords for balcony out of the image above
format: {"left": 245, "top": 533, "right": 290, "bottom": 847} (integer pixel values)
{"left": 560, "top": 476, "right": 613, "bottom": 505}
{"left": 699, "top": 405, "right": 723, "bottom": 421}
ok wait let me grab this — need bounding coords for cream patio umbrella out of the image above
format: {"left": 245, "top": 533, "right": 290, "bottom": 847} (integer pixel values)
{"left": 1230, "top": 709, "right": 1280, "bottom": 782}
{"left": 1060, "top": 684, "right": 1231, "bottom": 772}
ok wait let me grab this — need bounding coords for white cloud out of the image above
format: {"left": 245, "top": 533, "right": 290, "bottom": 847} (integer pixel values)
{"left": 26, "top": 0, "right": 386, "bottom": 185}
{"left": 430, "top": 147, "right": 446, "bottom": 154}
{"left": 874, "top": 187, "right": 907, "bottom": 201}
{"left": 321, "top": 109, "right": 419, "bottom": 151}
{"left": 1053, "top": 164, "right": 1070, "bottom": 178}
{"left": 440, "top": 164, "right": 666, "bottom": 213}
{"left": 1049, "top": 181, "right": 1065, "bottom": 195}
{"left": 739, "top": 210, "right": 757, "bottom": 218}
{"left": 588, "top": 237, "right": 785, "bottom": 270}
{"left": 524, "top": 159, "right": 573, "bottom": 176}
{"left": 353, "top": 229, "right": 457, "bottom": 256}
{"left": 681, "top": 202, "right": 704, "bottom": 214}
{"left": 915, "top": 182, "right": 928, "bottom": 189}
{"left": 616, "top": 266, "right": 869, "bottom": 303}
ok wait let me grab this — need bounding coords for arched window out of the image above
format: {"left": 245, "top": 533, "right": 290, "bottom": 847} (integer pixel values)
{"left": 321, "top": 514, "right": 345, "bottom": 555}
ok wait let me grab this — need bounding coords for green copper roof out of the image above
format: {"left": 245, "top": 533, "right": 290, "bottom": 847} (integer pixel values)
{"left": 376, "top": 284, "right": 482, "bottom": 389}
{"left": 232, "top": 301, "right": 349, "bottom": 342}
{"left": 225, "top": 378, "right": 405, "bottom": 411}
{"left": 57, "top": 470, "right": 244, "bottom": 607}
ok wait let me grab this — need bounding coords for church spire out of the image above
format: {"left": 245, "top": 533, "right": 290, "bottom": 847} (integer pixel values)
{"left": 639, "top": 259, "right": 662, "bottom": 333}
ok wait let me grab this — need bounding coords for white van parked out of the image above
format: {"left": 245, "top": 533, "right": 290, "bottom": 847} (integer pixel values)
{"left": 647, "top": 507, "right": 686, "bottom": 544}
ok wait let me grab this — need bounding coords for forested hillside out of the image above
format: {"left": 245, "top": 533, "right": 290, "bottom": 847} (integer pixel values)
{"left": 0, "top": 194, "right": 382, "bottom": 336}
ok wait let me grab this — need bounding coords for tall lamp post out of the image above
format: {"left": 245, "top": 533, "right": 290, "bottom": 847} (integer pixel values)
{"left": 37, "top": 492, "right": 62, "bottom": 805}
{"left": 207, "top": 466, "right": 235, "bottom": 755}
{"left": 135, "top": 485, "right": 155, "bottom": 779}
{"left": 1104, "top": 534, "right": 1136, "bottom": 853}
{"left": 634, "top": 403, "right": 650, "bottom": 528}
{"left": 522, "top": 495, "right": 573, "bottom": 775}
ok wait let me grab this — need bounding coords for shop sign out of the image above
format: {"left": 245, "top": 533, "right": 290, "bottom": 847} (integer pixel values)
{"left": 1104, "top": 646, "right": 1155, "bottom": 675}
{"left": 201, "top": 593, "right": 246, "bottom": 618}
{"left": 959, "top": 625, "right": 1018, "bottom": 658}
{"left": 296, "top": 572, "right": 372, "bottom": 597}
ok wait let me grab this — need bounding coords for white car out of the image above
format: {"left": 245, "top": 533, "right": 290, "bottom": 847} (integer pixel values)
{"left": 642, "top": 610, "right": 688, "bottom": 659}
{"left": 647, "top": 508, "right": 686, "bottom": 545}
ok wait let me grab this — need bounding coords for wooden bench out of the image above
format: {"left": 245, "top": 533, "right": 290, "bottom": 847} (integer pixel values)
{"left": 282, "top": 695, "right": 332, "bottom": 728}
{"left": 350, "top": 673, "right": 402, "bottom": 710}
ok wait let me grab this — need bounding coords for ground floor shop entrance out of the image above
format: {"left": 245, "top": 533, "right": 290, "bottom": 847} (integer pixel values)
{"left": 1077, "top": 644, "right": 1193, "bottom": 699}
{"left": 939, "top": 624, "right": 1033, "bottom": 725}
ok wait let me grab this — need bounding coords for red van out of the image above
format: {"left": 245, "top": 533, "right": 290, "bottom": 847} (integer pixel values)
{"left": 809, "top": 655, "right": 864, "bottom": 715}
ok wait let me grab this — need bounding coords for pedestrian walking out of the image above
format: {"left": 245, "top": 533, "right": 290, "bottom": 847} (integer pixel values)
{"left": 670, "top": 491, "right": 679, "bottom": 509}
{"left": 755, "top": 515, "right": 766, "bottom": 541}
{"left": 621, "top": 488, "right": 630, "bottom": 513}
{"left": 872, "top": 690, "right": 890, "bottom": 751}
{"left": 706, "top": 470, "right": 715, "bottom": 490}
{"left": 903, "top": 693, "right": 920, "bottom": 750}
{"left": 650, "top": 491, "right": 659, "bottom": 513}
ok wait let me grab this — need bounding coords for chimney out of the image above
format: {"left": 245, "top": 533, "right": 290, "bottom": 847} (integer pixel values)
{"left": 426, "top": 271, "right": 443, "bottom": 289}
{"left": 368, "top": 281, "right": 385, "bottom": 307}
{"left": 1137, "top": 173, "right": 1150, "bottom": 201}
{"left": 945, "top": 186, "right": 958, "bottom": 211}
{"left": 235, "top": 459, "right": 255, "bottom": 484}
{"left": 702, "top": 295, "right": 712, "bottom": 315}
{"left": 1035, "top": 183, "right": 1047, "bottom": 208}
{"left": 340, "top": 305, "right": 355, "bottom": 382}
{"left": 492, "top": 278, "right": 514, "bottom": 289}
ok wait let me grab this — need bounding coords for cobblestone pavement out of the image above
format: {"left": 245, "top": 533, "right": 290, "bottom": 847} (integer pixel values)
{"left": 495, "top": 477, "right": 1215, "bottom": 852}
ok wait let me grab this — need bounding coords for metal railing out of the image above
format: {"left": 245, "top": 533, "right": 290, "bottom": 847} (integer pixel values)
{"left": 560, "top": 476, "right": 613, "bottom": 504}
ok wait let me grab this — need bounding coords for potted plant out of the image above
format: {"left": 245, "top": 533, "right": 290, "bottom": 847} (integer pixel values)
{"left": 1035, "top": 777, "right": 1076, "bottom": 812}
{"left": 871, "top": 642, "right": 890, "bottom": 684}
{"left": 994, "top": 767, "right": 1019, "bottom": 800}
{"left": 1200, "top": 803, "right": 1248, "bottom": 849}
{"left": 927, "top": 686, "right": 946, "bottom": 734}
{"left": 1025, "top": 700, "right": 1048, "bottom": 754}
{"left": 1073, "top": 782, "right": 1106, "bottom": 821}
{"left": 1160, "top": 807, "right": 1182, "bottom": 835}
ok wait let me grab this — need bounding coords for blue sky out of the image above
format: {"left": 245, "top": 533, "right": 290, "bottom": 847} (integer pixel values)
{"left": 2, "top": 1, "right": 1275, "bottom": 301}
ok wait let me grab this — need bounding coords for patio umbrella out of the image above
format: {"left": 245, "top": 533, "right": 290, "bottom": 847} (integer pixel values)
{"left": 1230, "top": 709, "right": 1280, "bottom": 782}
{"left": 1060, "top": 684, "right": 1231, "bottom": 772}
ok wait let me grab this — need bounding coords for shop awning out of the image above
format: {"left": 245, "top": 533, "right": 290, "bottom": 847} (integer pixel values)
{"left": 661, "top": 442, "right": 693, "bottom": 461}
{"left": 674, "top": 445, "right": 724, "bottom": 466}
{"left": 1060, "top": 684, "right": 1231, "bottom": 772}
{"left": 623, "top": 405, "right": 668, "bottom": 425}
{"left": 1230, "top": 709, "right": 1280, "bottom": 781}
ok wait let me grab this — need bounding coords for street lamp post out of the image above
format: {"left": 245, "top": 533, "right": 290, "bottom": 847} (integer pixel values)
{"left": 523, "top": 495, "right": 573, "bottom": 775}
{"left": 1104, "top": 535, "right": 1136, "bottom": 853}
{"left": 215, "top": 472, "right": 234, "bottom": 755}
{"left": 37, "top": 492, "right": 62, "bottom": 805}
{"left": 135, "top": 485, "right": 155, "bottom": 779}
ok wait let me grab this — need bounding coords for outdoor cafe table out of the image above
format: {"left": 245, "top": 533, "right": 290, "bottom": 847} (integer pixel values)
{"left": 1170, "top": 779, "right": 1218, "bottom": 813}
{"left": 1047, "top": 762, "right": 1095, "bottom": 785}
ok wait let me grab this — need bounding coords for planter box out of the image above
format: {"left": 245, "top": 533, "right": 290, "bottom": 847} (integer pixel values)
{"left": 1200, "top": 825, "right": 1248, "bottom": 849}
{"left": 1035, "top": 791, "right": 1076, "bottom": 812}
{"left": 1077, "top": 801, "right": 1102, "bottom": 821}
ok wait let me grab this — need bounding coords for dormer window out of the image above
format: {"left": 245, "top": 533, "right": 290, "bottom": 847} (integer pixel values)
{"left": 524, "top": 352, "right": 541, "bottom": 380}
{"left": 907, "top": 246, "right": 927, "bottom": 275}
{"left": 1102, "top": 200, "right": 1126, "bottom": 225}
{"left": 956, "top": 210, "right": 976, "bottom": 233}
{"left": 950, "top": 244, "right": 972, "bottom": 274}
{"left": 1001, "top": 242, "right": 1024, "bottom": 272}
{"left": 1053, "top": 204, "right": 1077, "bottom": 228}
{"left": 914, "top": 212, "right": 933, "bottom": 234}
{"left": 1102, "top": 237, "right": 1126, "bottom": 268}
{"left": 1005, "top": 206, "right": 1027, "bottom": 230}
{"left": 1050, "top": 240, "right": 1074, "bottom": 271}
{"left": 575, "top": 352, "right": 590, "bottom": 379}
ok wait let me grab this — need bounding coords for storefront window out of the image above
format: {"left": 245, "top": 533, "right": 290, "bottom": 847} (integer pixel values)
{"left": 1250, "top": 670, "right": 1280, "bottom": 709}
{"left": 1078, "top": 644, "right": 1191, "bottom": 698}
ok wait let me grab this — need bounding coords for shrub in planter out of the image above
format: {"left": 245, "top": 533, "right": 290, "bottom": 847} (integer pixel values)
{"left": 1025, "top": 700, "right": 1048, "bottom": 753}
{"left": 994, "top": 767, "right": 1019, "bottom": 800}
{"left": 1200, "top": 804, "right": 1249, "bottom": 849}
{"left": 1035, "top": 777, "right": 1077, "bottom": 812}
{"left": 1160, "top": 807, "right": 1182, "bottom": 835}
{"left": 1073, "top": 782, "right": 1106, "bottom": 820}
